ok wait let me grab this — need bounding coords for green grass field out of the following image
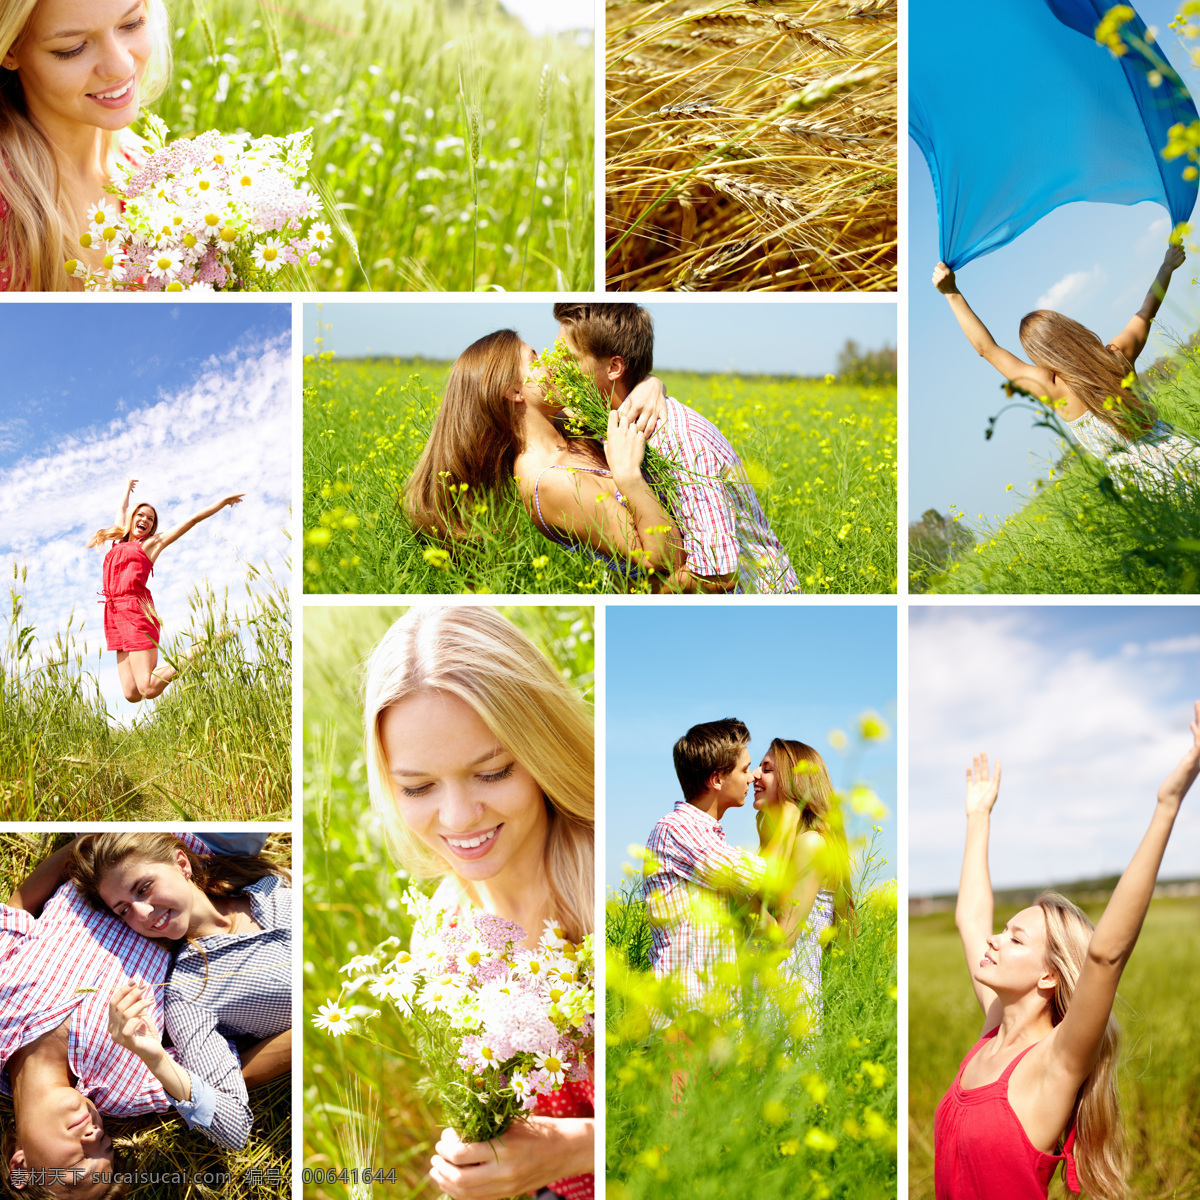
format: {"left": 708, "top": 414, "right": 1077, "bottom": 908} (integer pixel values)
{"left": 302, "top": 355, "right": 897, "bottom": 594}
{"left": 606, "top": 877, "right": 897, "bottom": 1200}
{"left": 0, "top": 832, "right": 291, "bottom": 1200}
{"left": 1, "top": 561, "right": 291, "bottom": 820}
{"left": 302, "top": 605, "right": 594, "bottom": 1200}
{"left": 914, "top": 344, "right": 1200, "bottom": 594}
{"left": 910, "top": 896, "right": 1200, "bottom": 1200}
{"left": 149, "top": 0, "right": 593, "bottom": 291}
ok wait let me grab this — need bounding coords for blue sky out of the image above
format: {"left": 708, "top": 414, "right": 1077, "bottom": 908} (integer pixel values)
{"left": 304, "top": 301, "right": 897, "bottom": 377}
{"left": 910, "top": 606, "right": 1200, "bottom": 895}
{"left": 605, "top": 605, "right": 896, "bottom": 893}
{"left": 910, "top": 0, "right": 1200, "bottom": 527}
{"left": 0, "top": 304, "right": 292, "bottom": 724}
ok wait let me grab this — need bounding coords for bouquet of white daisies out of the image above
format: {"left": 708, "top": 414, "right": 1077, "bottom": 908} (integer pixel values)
{"left": 68, "top": 115, "right": 335, "bottom": 291}
{"left": 313, "top": 886, "right": 594, "bottom": 1145}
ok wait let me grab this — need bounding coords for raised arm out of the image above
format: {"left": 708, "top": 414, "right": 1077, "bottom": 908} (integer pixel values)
{"left": 1045, "top": 702, "right": 1200, "bottom": 1089}
{"left": 955, "top": 753, "right": 1002, "bottom": 1023}
{"left": 115, "top": 478, "right": 138, "bottom": 530}
{"left": 146, "top": 493, "right": 244, "bottom": 563}
{"left": 934, "top": 264, "right": 1054, "bottom": 393}
{"left": 618, "top": 375, "right": 668, "bottom": 436}
{"left": 1108, "top": 244, "right": 1186, "bottom": 365}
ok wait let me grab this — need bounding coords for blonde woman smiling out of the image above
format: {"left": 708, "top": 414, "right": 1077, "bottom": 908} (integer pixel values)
{"left": 0, "top": 0, "right": 171, "bottom": 289}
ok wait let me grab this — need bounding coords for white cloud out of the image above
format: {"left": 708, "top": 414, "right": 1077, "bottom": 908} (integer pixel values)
{"left": 1121, "top": 634, "right": 1200, "bottom": 657}
{"left": 1035, "top": 265, "right": 1108, "bottom": 312}
{"left": 498, "top": 0, "right": 593, "bottom": 35}
{"left": 910, "top": 612, "right": 1200, "bottom": 893}
{"left": 0, "top": 333, "right": 292, "bottom": 724}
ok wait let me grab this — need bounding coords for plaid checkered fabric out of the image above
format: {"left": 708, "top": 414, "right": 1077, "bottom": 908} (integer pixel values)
{"left": 0, "top": 830, "right": 211, "bottom": 1115}
{"left": 167, "top": 874, "right": 291, "bottom": 1148}
{"left": 644, "top": 800, "right": 765, "bottom": 1013}
{"left": 650, "top": 397, "right": 799, "bottom": 594}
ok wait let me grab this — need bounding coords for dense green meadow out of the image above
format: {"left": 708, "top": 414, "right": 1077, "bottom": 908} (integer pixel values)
{"left": 151, "top": 0, "right": 594, "bottom": 291}
{"left": 913, "top": 345, "right": 1200, "bottom": 593}
{"left": 0, "top": 832, "right": 291, "bottom": 1200}
{"left": 606, "top": 874, "right": 898, "bottom": 1200}
{"left": 910, "top": 896, "right": 1200, "bottom": 1199}
{"left": 1, "top": 562, "right": 291, "bottom": 820}
{"left": 302, "top": 356, "right": 897, "bottom": 594}
{"left": 302, "top": 606, "right": 594, "bottom": 1199}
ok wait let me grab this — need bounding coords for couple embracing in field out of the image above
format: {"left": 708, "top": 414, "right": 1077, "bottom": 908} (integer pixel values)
{"left": 405, "top": 302, "right": 799, "bottom": 594}
{"left": 642, "top": 718, "right": 854, "bottom": 1040}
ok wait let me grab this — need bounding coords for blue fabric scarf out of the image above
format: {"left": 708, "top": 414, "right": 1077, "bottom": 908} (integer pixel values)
{"left": 912, "top": 0, "right": 1199, "bottom": 269}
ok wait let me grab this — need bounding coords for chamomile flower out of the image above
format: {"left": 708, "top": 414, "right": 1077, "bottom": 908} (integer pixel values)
{"left": 311, "top": 999, "right": 355, "bottom": 1036}
{"left": 147, "top": 249, "right": 182, "bottom": 280}
{"left": 340, "top": 954, "right": 380, "bottom": 976}
{"left": 86, "top": 201, "right": 117, "bottom": 231}
{"left": 308, "top": 221, "right": 333, "bottom": 248}
{"left": 253, "top": 236, "right": 286, "bottom": 273}
{"left": 535, "top": 1051, "right": 567, "bottom": 1088}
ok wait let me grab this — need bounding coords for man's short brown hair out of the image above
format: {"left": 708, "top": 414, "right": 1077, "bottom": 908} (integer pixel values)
{"left": 552, "top": 303, "right": 654, "bottom": 388}
{"left": 672, "top": 718, "right": 750, "bottom": 801}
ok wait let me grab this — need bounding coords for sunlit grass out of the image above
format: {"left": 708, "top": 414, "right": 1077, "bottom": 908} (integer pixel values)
{"left": 302, "top": 356, "right": 897, "bottom": 594}
{"left": 150, "top": 0, "right": 594, "bottom": 291}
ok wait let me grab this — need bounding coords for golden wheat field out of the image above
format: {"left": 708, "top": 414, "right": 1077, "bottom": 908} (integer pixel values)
{"left": 605, "top": 0, "right": 897, "bottom": 291}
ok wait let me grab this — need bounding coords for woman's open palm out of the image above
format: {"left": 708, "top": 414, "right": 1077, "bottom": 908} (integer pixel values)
{"left": 965, "top": 753, "right": 1001, "bottom": 817}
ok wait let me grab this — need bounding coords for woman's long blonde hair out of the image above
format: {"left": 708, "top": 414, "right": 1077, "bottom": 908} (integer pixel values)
{"left": 363, "top": 605, "right": 594, "bottom": 941}
{"left": 0, "top": 0, "right": 172, "bottom": 291}
{"left": 1037, "top": 891, "right": 1126, "bottom": 1200}
{"left": 758, "top": 739, "right": 855, "bottom": 926}
{"left": 1018, "top": 310, "right": 1157, "bottom": 438}
{"left": 87, "top": 501, "right": 157, "bottom": 548}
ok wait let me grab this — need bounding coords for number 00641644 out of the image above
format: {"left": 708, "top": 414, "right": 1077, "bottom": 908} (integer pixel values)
{"left": 302, "top": 1168, "right": 398, "bottom": 1185}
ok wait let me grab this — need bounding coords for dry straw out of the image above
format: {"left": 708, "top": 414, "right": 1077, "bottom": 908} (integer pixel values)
{"left": 605, "top": 0, "right": 897, "bottom": 291}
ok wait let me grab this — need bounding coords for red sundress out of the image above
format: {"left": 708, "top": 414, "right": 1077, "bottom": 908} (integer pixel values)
{"left": 534, "top": 1078, "right": 594, "bottom": 1200}
{"left": 934, "top": 1028, "right": 1079, "bottom": 1199}
{"left": 101, "top": 539, "right": 161, "bottom": 652}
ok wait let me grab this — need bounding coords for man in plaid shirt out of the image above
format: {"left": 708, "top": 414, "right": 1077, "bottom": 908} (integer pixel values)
{"left": 643, "top": 718, "right": 769, "bottom": 1018}
{"left": 553, "top": 303, "right": 799, "bottom": 594}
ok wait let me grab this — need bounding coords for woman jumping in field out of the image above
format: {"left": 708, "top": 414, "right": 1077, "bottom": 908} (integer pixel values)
{"left": 753, "top": 739, "right": 854, "bottom": 1027}
{"left": 936, "top": 703, "right": 1200, "bottom": 1200}
{"left": 87, "top": 477, "right": 243, "bottom": 703}
{"left": 363, "top": 605, "right": 594, "bottom": 1200}
{"left": 0, "top": 0, "right": 171, "bottom": 290}
{"left": 933, "top": 245, "right": 1200, "bottom": 491}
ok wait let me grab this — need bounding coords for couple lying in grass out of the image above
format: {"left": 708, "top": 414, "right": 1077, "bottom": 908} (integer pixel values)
{"left": 405, "top": 302, "right": 800, "bottom": 594}
{"left": 1, "top": 832, "right": 290, "bottom": 1198}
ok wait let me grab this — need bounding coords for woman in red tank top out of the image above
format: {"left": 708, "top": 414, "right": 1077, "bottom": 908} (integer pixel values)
{"left": 87, "top": 478, "right": 244, "bottom": 703}
{"left": 935, "top": 706, "right": 1200, "bottom": 1200}
{"left": 363, "top": 606, "right": 595, "bottom": 1200}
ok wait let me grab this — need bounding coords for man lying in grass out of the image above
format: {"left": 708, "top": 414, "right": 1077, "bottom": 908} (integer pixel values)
{"left": 0, "top": 834, "right": 284, "bottom": 1197}
{"left": 404, "top": 304, "right": 799, "bottom": 593}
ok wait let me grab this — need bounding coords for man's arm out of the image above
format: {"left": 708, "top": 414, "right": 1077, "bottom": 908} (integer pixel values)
{"left": 8, "top": 840, "right": 76, "bottom": 915}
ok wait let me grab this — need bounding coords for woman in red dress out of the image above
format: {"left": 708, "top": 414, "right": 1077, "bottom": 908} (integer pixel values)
{"left": 87, "top": 478, "right": 243, "bottom": 703}
{"left": 935, "top": 704, "right": 1200, "bottom": 1200}
{"left": 0, "top": 0, "right": 171, "bottom": 290}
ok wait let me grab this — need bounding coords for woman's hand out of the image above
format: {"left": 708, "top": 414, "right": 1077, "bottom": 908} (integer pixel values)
{"left": 430, "top": 1117, "right": 593, "bottom": 1200}
{"left": 107, "top": 981, "right": 164, "bottom": 1064}
{"left": 619, "top": 375, "right": 668, "bottom": 435}
{"left": 1157, "top": 700, "right": 1200, "bottom": 811}
{"left": 223, "top": 494, "right": 245, "bottom": 509}
{"left": 1163, "top": 243, "right": 1186, "bottom": 273}
{"left": 126, "top": 478, "right": 138, "bottom": 494}
{"left": 965, "top": 753, "right": 1001, "bottom": 817}
{"left": 604, "top": 408, "right": 648, "bottom": 486}
{"left": 933, "top": 261, "right": 958, "bottom": 294}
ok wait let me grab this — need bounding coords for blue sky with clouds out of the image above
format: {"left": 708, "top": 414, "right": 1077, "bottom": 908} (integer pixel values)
{"left": 605, "top": 605, "right": 896, "bottom": 893}
{"left": 910, "top": 606, "right": 1200, "bottom": 895}
{"left": 910, "top": 0, "right": 1200, "bottom": 527}
{"left": 304, "top": 301, "right": 897, "bottom": 377}
{"left": 0, "top": 304, "right": 292, "bottom": 724}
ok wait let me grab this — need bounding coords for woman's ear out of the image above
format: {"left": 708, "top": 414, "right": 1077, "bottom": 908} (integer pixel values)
{"left": 174, "top": 848, "right": 192, "bottom": 880}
